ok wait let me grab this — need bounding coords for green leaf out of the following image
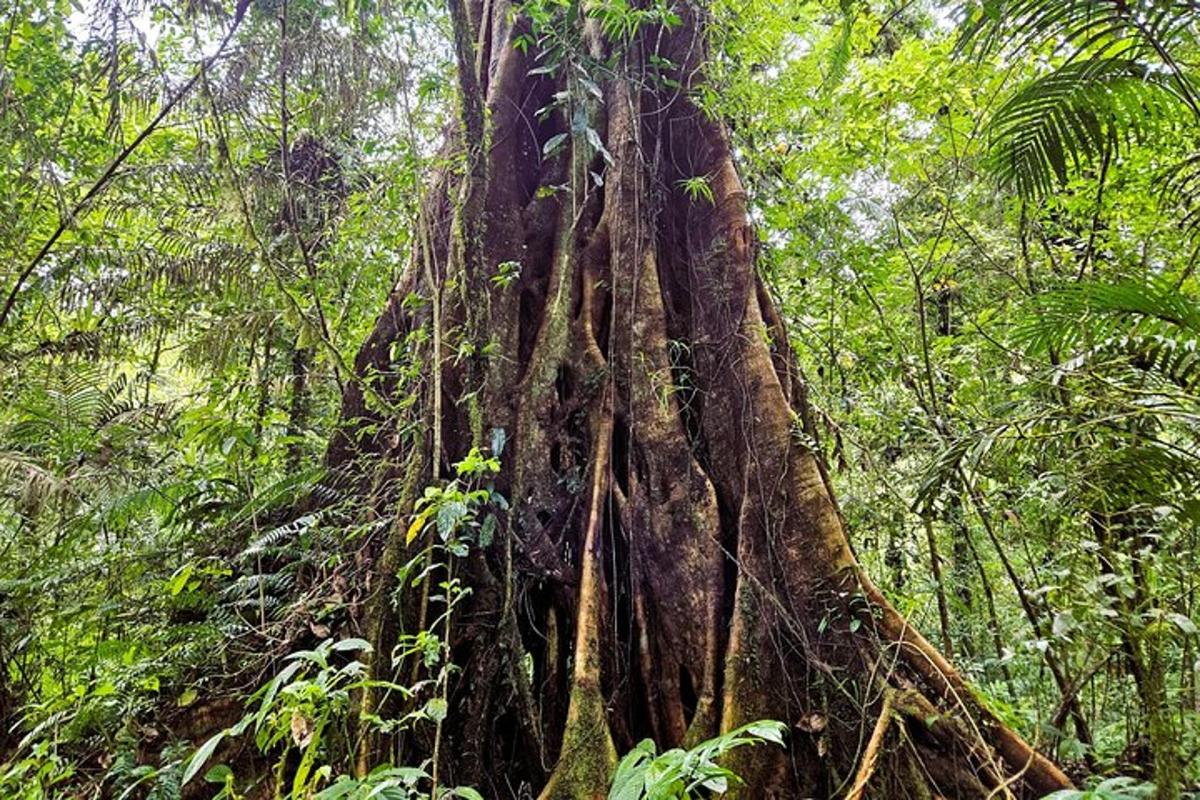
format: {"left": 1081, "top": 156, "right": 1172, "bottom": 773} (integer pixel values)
{"left": 1168, "top": 612, "right": 1198, "bottom": 636}
{"left": 743, "top": 720, "right": 787, "bottom": 746}
{"left": 608, "top": 739, "right": 656, "bottom": 800}
{"left": 543, "top": 133, "right": 569, "bottom": 157}
{"left": 204, "top": 764, "right": 233, "bottom": 783}
{"left": 313, "top": 778, "right": 359, "bottom": 799}
{"left": 425, "top": 697, "right": 448, "bottom": 722}
{"left": 490, "top": 426, "right": 507, "bottom": 456}
{"left": 181, "top": 731, "right": 227, "bottom": 786}
{"left": 479, "top": 513, "right": 498, "bottom": 547}
{"left": 436, "top": 500, "right": 468, "bottom": 538}
{"left": 168, "top": 563, "right": 195, "bottom": 596}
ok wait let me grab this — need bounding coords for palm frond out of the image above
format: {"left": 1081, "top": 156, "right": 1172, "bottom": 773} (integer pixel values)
{"left": 1159, "top": 153, "right": 1200, "bottom": 236}
{"left": 1015, "top": 274, "right": 1200, "bottom": 354}
{"left": 986, "top": 59, "right": 1182, "bottom": 199}
{"left": 959, "top": 0, "right": 1197, "bottom": 65}
{"left": 1091, "top": 440, "right": 1200, "bottom": 505}
{"left": 1052, "top": 333, "right": 1200, "bottom": 395}
{"left": 1123, "top": 334, "right": 1200, "bottom": 393}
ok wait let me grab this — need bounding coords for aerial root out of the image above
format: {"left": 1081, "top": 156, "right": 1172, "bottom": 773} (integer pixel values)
{"left": 846, "top": 688, "right": 896, "bottom": 800}
{"left": 535, "top": 397, "right": 617, "bottom": 800}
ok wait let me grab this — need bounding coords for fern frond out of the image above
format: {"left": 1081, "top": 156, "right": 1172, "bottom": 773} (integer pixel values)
{"left": 179, "top": 309, "right": 280, "bottom": 373}
{"left": 241, "top": 514, "right": 319, "bottom": 559}
{"left": 0, "top": 450, "right": 65, "bottom": 517}
{"left": 226, "top": 466, "right": 327, "bottom": 527}
{"left": 55, "top": 240, "right": 259, "bottom": 310}
{"left": 221, "top": 571, "right": 296, "bottom": 599}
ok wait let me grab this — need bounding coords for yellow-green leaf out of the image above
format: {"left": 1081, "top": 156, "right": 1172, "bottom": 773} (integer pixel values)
{"left": 406, "top": 511, "right": 430, "bottom": 545}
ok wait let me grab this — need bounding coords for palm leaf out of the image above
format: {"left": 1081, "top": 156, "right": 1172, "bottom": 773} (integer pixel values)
{"left": 1159, "top": 153, "right": 1200, "bottom": 236}
{"left": 986, "top": 59, "right": 1183, "bottom": 199}
{"left": 959, "top": 0, "right": 1197, "bottom": 66}
{"left": 1015, "top": 275, "right": 1200, "bottom": 355}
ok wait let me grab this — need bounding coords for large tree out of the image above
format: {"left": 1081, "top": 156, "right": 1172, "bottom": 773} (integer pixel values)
{"left": 327, "top": 1, "right": 1073, "bottom": 797}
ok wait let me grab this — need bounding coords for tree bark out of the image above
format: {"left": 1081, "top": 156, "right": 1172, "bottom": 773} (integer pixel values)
{"left": 325, "top": 3, "right": 1073, "bottom": 797}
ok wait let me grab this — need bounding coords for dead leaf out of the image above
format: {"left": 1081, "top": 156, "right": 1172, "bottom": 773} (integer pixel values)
{"left": 291, "top": 710, "right": 313, "bottom": 748}
{"left": 795, "top": 712, "right": 827, "bottom": 733}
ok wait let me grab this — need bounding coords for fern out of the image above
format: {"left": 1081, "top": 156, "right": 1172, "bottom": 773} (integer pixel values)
{"left": 226, "top": 467, "right": 329, "bottom": 527}
{"left": 241, "top": 514, "right": 319, "bottom": 558}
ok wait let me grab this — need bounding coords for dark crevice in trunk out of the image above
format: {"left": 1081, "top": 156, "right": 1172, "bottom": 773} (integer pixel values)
{"left": 610, "top": 417, "right": 631, "bottom": 499}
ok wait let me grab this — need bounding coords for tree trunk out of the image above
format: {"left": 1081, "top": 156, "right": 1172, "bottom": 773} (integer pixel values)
{"left": 325, "top": 3, "right": 1072, "bottom": 797}
{"left": 285, "top": 343, "right": 311, "bottom": 474}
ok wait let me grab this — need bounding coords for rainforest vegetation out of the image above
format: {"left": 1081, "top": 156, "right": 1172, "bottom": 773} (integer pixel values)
{"left": 2, "top": 0, "right": 1200, "bottom": 797}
